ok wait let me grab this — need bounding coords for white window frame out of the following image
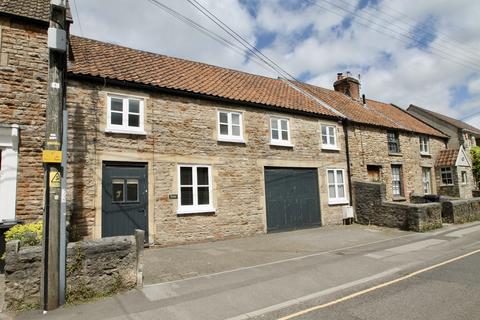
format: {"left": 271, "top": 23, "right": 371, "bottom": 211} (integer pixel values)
{"left": 326, "top": 169, "right": 348, "bottom": 205}
{"left": 270, "top": 117, "right": 293, "bottom": 147}
{"left": 217, "top": 110, "right": 244, "bottom": 143}
{"left": 422, "top": 167, "right": 431, "bottom": 194}
{"left": 0, "top": 125, "right": 19, "bottom": 221}
{"left": 391, "top": 165, "right": 403, "bottom": 197}
{"left": 106, "top": 95, "right": 146, "bottom": 134}
{"left": 440, "top": 167, "right": 454, "bottom": 186}
{"left": 321, "top": 124, "right": 339, "bottom": 150}
{"left": 461, "top": 171, "right": 467, "bottom": 185}
{"left": 177, "top": 164, "right": 215, "bottom": 214}
{"left": 419, "top": 136, "right": 430, "bottom": 155}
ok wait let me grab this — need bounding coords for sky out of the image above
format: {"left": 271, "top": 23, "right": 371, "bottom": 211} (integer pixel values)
{"left": 69, "top": 0, "right": 480, "bottom": 128}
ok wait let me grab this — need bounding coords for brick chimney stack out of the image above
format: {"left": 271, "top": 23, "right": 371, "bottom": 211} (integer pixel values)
{"left": 333, "top": 72, "right": 360, "bottom": 100}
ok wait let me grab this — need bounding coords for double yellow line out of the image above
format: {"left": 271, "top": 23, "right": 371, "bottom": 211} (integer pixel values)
{"left": 278, "top": 248, "right": 480, "bottom": 319}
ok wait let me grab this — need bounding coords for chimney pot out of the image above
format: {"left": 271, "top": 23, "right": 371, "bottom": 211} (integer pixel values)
{"left": 333, "top": 71, "right": 361, "bottom": 100}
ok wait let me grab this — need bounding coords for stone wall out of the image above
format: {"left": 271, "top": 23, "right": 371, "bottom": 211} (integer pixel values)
{"left": 0, "top": 17, "right": 48, "bottom": 221}
{"left": 441, "top": 198, "right": 480, "bottom": 224}
{"left": 473, "top": 190, "right": 480, "bottom": 198}
{"left": 66, "top": 80, "right": 349, "bottom": 245}
{"left": 4, "top": 232, "right": 144, "bottom": 311}
{"left": 435, "top": 166, "right": 475, "bottom": 199}
{"left": 353, "top": 180, "right": 443, "bottom": 232}
{"left": 347, "top": 123, "right": 445, "bottom": 202}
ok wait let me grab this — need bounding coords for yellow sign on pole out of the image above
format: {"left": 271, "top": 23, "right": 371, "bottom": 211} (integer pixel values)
{"left": 49, "top": 171, "right": 61, "bottom": 188}
{"left": 42, "top": 150, "right": 62, "bottom": 163}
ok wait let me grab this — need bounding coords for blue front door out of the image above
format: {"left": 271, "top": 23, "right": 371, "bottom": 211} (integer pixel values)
{"left": 102, "top": 162, "right": 148, "bottom": 240}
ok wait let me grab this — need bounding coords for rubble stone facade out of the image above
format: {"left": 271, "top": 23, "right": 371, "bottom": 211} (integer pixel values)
{"left": 66, "top": 80, "right": 349, "bottom": 244}
{"left": 0, "top": 16, "right": 48, "bottom": 221}
{"left": 347, "top": 123, "right": 446, "bottom": 201}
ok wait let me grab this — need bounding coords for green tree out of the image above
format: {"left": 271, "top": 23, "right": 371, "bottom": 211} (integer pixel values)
{"left": 472, "top": 146, "right": 480, "bottom": 189}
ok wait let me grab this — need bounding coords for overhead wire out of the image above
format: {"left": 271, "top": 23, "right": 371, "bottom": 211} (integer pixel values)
{"left": 374, "top": 1, "right": 480, "bottom": 56}
{"left": 460, "top": 110, "right": 480, "bottom": 121}
{"left": 185, "top": 0, "right": 301, "bottom": 82}
{"left": 183, "top": 0, "right": 346, "bottom": 117}
{"left": 304, "top": 0, "right": 480, "bottom": 72}
{"left": 334, "top": 0, "right": 480, "bottom": 63}
{"left": 146, "top": 0, "right": 274, "bottom": 74}
{"left": 72, "top": 0, "right": 84, "bottom": 36}
{"left": 309, "top": 0, "right": 480, "bottom": 71}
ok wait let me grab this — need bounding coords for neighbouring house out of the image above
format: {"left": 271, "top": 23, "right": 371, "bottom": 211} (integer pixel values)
{"left": 407, "top": 104, "right": 480, "bottom": 151}
{"left": 435, "top": 147, "right": 475, "bottom": 198}
{"left": 0, "top": 0, "right": 52, "bottom": 226}
{"left": 407, "top": 104, "right": 479, "bottom": 193}
{"left": 1, "top": 0, "right": 473, "bottom": 246}
{"left": 301, "top": 74, "right": 449, "bottom": 202}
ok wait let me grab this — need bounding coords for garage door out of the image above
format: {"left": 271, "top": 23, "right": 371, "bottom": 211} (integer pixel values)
{"left": 265, "top": 168, "right": 321, "bottom": 232}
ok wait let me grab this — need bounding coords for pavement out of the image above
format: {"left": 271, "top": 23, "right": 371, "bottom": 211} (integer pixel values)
{"left": 10, "top": 222, "right": 480, "bottom": 320}
{"left": 143, "top": 224, "right": 410, "bottom": 284}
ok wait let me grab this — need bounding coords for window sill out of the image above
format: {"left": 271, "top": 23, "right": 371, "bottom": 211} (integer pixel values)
{"left": 420, "top": 152, "right": 431, "bottom": 157}
{"left": 270, "top": 141, "right": 294, "bottom": 148}
{"left": 177, "top": 207, "right": 216, "bottom": 215}
{"left": 440, "top": 184, "right": 454, "bottom": 187}
{"left": 105, "top": 128, "right": 147, "bottom": 135}
{"left": 328, "top": 199, "right": 349, "bottom": 205}
{"left": 392, "top": 196, "right": 406, "bottom": 201}
{"left": 217, "top": 137, "right": 245, "bottom": 144}
{"left": 322, "top": 145, "right": 340, "bottom": 151}
{"left": 388, "top": 152, "right": 403, "bottom": 157}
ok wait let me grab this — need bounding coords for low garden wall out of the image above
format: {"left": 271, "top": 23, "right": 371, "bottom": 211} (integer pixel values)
{"left": 353, "top": 181, "right": 443, "bottom": 232}
{"left": 4, "top": 231, "right": 144, "bottom": 311}
{"left": 441, "top": 198, "right": 480, "bottom": 224}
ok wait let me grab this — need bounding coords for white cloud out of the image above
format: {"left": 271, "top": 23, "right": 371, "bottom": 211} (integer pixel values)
{"left": 70, "top": 0, "right": 480, "bottom": 129}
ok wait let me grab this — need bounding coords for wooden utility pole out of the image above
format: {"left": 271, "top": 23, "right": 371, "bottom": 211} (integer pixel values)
{"left": 42, "top": 0, "right": 67, "bottom": 311}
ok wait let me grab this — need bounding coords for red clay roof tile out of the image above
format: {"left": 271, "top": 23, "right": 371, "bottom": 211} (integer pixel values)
{"left": 436, "top": 149, "right": 459, "bottom": 166}
{"left": 0, "top": 0, "right": 72, "bottom": 23}
{"left": 68, "top": 36, "right": 339, "bottom": 118}
{"left": 68, "top": 36, "right": 447, "bottom": 138}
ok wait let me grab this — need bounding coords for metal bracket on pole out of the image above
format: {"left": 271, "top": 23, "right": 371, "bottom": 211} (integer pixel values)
{"left": 59, "top": 109, "right": 67, "bottom": 306}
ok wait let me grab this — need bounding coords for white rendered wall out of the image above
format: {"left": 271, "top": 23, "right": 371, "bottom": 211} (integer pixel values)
{"left": 0, "top": 125, "right": 19, "bottom": 221}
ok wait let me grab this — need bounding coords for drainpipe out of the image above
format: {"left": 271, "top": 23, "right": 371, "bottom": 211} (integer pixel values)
{"left": 343, "top": 119, "right": 354, "bottom": 207}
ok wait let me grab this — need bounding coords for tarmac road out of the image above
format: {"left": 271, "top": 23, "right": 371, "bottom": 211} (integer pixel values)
{"left": 271, "top": 250, "right": 480, "bottom": 320}
{"left": 14, "top": 222, "right": 480, "bottom": 320}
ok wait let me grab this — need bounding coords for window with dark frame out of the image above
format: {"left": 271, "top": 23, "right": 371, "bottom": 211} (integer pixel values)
{"left": 111, "top": 178, "right": 139, "bottom": 203}
{"left": 112, "top": 179, "right": 125, "bottom": 203}
{"left": 441, "top": 167, "right": 453, "bottom": 185}
{"left": 391, "top": 165, "right": 403, "bottom": 197}
{"left": 387, "top": 131, "right": 400, "bottom": 153}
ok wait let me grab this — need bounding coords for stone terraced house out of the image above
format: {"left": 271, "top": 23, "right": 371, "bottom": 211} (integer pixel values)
{"left": 407, "top": 104, "right": 479, "bottom": 195}
{"left": 301, "top": 75, "right": 452, "bottom": 202}
{"left": 0, "top": 0, "right": 476, "bottom": 246}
